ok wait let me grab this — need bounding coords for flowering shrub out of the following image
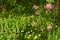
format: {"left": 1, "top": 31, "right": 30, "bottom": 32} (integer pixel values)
{"left": 44, "top": 3, "right": 54, "bottom": 10}
{"left": 0, "top": 0, "right": 60, "bottom": 40}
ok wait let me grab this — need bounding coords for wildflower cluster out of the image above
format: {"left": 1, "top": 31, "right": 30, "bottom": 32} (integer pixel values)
{"left": 0, "top": 0, "right": 60, "bottom": 40}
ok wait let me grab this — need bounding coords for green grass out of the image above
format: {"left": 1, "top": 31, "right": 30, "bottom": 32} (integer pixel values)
{"left": 0, "top": 14, "right": 60, "bottom": 40}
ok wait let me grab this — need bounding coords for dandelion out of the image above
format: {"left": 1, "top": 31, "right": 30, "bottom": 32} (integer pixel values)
{"left": 29, "top": 34, "right": 31, "bottom": 37}
{"left": 47, "top": 25, "right": 52, "bottom": 30}
{"left": 21, "top": 30, "right": 24, "bottom": 32}
{"left": 44, "top": 3, "right": 54, "bottom": 10}
{"left": 38, "top": 34, "right": 41, "bottom": 37}
{"left": 34, "top": 35, "right": 38, "bottom": 39}
{"left": 30, "top": 30, "right": 33, "bottom": 32}
{"left": 27, "top": 36, "right": 30, "bottom": 39}
{"left": 33, "top": 5, "right": 39, "bottom": 9}
{"left": 28, "top": 31, "right": 30, "bottom": 33}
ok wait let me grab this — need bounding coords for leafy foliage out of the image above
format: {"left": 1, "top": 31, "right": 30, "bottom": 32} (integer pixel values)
{"left": 0, "top": 0, "right": 60, "bottom": 40}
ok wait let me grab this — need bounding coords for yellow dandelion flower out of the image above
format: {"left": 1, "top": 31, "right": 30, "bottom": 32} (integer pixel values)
{"left": 29, "top": 34, "right": 31, "bottom": 37}
{"left": 27, "top": 36, "right": 30, "bottom": 39}
{"left": 34, "top": 35, "right": 38, "bottom": 39}
{"left": 38, "top": 34, "right": 41, "bottom": 37}
{"left": 28, "top": 31, "right": 30, "bottom": 33}
{"left": 30, "top": 30, "right": 33, "bottom": 32}
{"left": 21, "top": 30, "right": 24, "bottom": 32}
